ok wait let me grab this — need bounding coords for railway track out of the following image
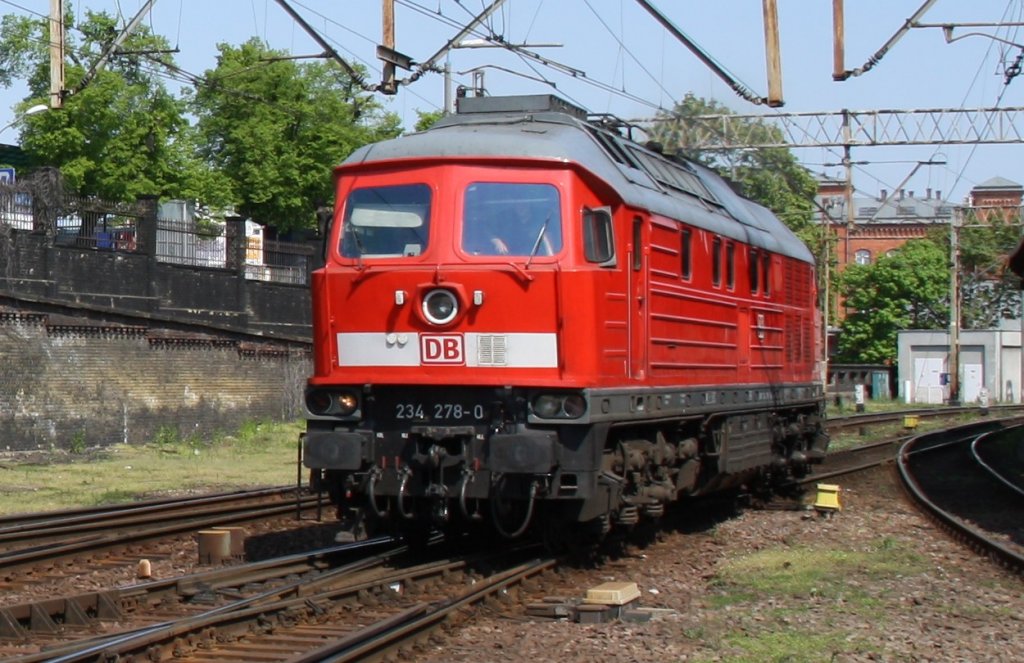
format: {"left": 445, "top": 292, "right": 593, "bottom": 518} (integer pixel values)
{"left": 0, "top": 537, "right": 402, "bottom": 660}
{"left": 897, "top": 421, "right": 1024, "bottom": 573}
{"left": 803, "top": 409, "right": 1024, "bottom": 485}
{"left": 826, "top": 403, "right": 1024, "bottom": 429}
{"left": 0, "top": 486, "right": 327, "bottom": 585}
{"left": 4, "top": 542, "right": 550, "bottom": 663}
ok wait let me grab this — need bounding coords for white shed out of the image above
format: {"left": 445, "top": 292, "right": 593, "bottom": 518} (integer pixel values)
{"left": 897, "top": 321, "right": 1022, "bottom": 404}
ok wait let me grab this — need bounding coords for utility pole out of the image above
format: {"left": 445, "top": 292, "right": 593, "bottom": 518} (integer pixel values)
{"left": 49, "top": 0, "right": 64, "bottom": 109}
{"left": 841, "top": 106, "right": 854, "bottom": 271}
{"left": 832, "top": 0, "right": 845, "bottom": 80}
{"left": 948, "top": 209, "right": 961, "bottom": 405}
{"left": 762, "top": 0, "right": 783, "bottom": 107}
{"left": 381, "top": 0, "right": 397, "bottom": 94}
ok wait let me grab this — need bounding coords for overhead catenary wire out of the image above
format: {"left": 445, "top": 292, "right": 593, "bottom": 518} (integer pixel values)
{"left": 633, "top": 0, "right": 769, "bottom": 106}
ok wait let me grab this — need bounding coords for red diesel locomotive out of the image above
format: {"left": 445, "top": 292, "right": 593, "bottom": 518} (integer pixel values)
{"left": 303, "top": 94, "right": 827, "bottom": 544}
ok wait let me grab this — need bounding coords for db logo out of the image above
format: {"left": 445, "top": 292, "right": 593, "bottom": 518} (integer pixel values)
{"left": 420, "top": 334, "right": 464, "bottom": 364}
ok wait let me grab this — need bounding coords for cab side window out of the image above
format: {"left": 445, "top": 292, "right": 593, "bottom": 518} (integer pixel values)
{"left": 583, "top": 207, "right": 615, "bottom": 265}
{"left": 712, "top": 236, "right": 722, "bottom": 287}
{"left": 749, "top": 248, "right": 759, "bottom": 294}
{"left": 726, "top": 241, "right": 735, "bottom": 290}
{"left": 680, "top": 228, "right": 692, "bottom": 280}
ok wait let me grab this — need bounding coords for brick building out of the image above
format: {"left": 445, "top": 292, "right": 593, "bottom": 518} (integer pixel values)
{"left": 968, "top": 176, "right": 1024, "bottom": 223}
{"left": 815, "top": 176, "right": 954, "bottom": 271}
{"left": 816, "top": 175, "right": 1024, "bottom": 270}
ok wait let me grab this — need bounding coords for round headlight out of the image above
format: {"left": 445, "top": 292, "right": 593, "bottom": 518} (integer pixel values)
{"left": 562, "top": 394, "right": 587, "bottom": 419}
{"left": 423, "top": 289, "right": 459, "bottom": 325}
{"left": 335, "top": 390, "right": 359, "bottom": 416}
{"left": 306, "top": 389, "right": 333, "bottom": 415}
{"left": 532, "top": 395, "right": 562, "bottom": 418}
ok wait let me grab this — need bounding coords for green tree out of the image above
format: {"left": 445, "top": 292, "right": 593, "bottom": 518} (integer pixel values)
{"left": 957, "top": 210, "right": 1022, "bottom": 329}
{"left": 414, "top": 109, "right": 445, "bottom": 132}
{"left": 1, "top": 10, "right": 207, "bottom": 201}
{"left": 189, "top": 39, "right": 402, "bottom": 233}
{"left": 836, "top": 238, "right": 950, "bottom": 363}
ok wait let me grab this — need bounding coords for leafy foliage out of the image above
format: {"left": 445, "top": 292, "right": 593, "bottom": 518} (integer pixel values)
{"left": 189, "top": 39, "right": 402, "bottom": 232}
{"left": 414, "top": 109, "right": 445, "bottom": 132}
{"left": 4, "top": 10, "right": 206, "bottom": 201}
{"left": 836, "top": 238, "right": 950, "bottom": 363}
{"left": 2, "top": 13, "right": 403, "bottom": 232}
{"left": 957, "top": 209, "right": 1022, "bottom": 328}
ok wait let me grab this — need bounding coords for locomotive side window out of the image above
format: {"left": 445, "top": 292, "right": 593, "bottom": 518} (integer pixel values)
{"left": 582, "top": 207, "right": 615, "bottom": 265}
{"left": 726, "top": 242, "right": 735, "bottom": 290}
{"left": 340, "top": 184, "right": 431, "bottom": 258}
{"left": 631, "top": 216, "right": 642, "bottom": 271}
{"left": 462, "top": 183, "right": 562, "bottom": 256}
{"left": 749, "top": 248, "right": 760, "bottom": 294}
{"left": 680, "top": 228, "right": 692, "bottom": 280}
{"left": 763, "top": 252, "right": 772, "bottom": 296}
{"left": 712, "top": 236, "right": 722, "bottom": 287}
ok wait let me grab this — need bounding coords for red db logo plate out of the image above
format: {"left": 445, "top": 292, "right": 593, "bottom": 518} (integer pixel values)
{"left": 420, "top": 334, "right": 465, "bottom": 365}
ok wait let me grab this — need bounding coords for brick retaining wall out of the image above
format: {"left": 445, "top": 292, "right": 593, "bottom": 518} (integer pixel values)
{"left": 0, "top": 312, "right": 309, "bottom": 453}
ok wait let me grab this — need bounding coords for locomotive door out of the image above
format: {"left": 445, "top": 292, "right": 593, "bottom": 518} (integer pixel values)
{"left": 628, "top": 215, "right": 648, "bottom": 379}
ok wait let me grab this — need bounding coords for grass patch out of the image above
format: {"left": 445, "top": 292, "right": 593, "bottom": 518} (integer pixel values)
{"left": 710, "top": 630, "right": 870, "bottom": 663}
{"left": 0, "top": 420, "right": 304, "bottom": 515}
{"left": 712, "top": 538, "right": 925, "bottom": 601}
{"left": 698, "top": 537, "right": 926, "bottom": 661}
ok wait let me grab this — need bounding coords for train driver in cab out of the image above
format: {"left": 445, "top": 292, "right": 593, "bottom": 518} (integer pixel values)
{"left": 463, "top": 183, "right": 561, "bottom": 257}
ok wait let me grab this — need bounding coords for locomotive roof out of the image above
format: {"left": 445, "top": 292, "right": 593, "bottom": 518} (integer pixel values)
{"left": 342, "top": 95, "right": 814, "bottom": 264}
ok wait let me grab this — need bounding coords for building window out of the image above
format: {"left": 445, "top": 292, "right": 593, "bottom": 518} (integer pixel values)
{"left": 855, "top": 249, "right": 872, "bottom": 265}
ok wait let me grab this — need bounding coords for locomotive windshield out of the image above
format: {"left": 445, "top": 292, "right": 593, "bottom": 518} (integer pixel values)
{"left": 339, "top": 184, "right": 431, "bottom": 258}
{"left": 462, "top": 183, "right": 562, "bottom": 256}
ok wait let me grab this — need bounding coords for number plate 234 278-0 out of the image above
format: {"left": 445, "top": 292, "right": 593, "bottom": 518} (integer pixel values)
{"left": 393, "top": 402, "right": 488, "bottom": 422}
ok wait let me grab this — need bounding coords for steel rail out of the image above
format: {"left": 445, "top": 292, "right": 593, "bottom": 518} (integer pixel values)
{"left": 897, "top": 425, "right": 1024, "bottom": 574}
{"left": 8, "top": 539, "right": 413, "bottom": 663}
{"left": 826, "top": 404, "right": 1024, "bottom": 432}
{"left": 0, "top": 537, "right": 399, "bottom": 646}
{"left": 40, "top": 551, "right": 520, "bottom": 662}
{"left": 0, "top": 493, "right": 324, "bottom": 576}
{"left": 302, "top": 557, "right": 557, "bottom": 663}
{"left": 0, "top": 485, "right": 299, "bottom": 536}
{"left": 971, "top": 427, "right": 1024, "bottom": 497}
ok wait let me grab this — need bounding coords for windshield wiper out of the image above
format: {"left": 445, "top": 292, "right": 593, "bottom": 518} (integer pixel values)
{"left": 347, "top": 225, "right": 366, "bottom": 270}
{"left": 524, "top": 214, "right": 551, "bottom": 270}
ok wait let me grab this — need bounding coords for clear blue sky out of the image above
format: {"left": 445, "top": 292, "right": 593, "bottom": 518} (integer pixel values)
{"left": 2, "top": 0, "right": 1022, "bottom": 204}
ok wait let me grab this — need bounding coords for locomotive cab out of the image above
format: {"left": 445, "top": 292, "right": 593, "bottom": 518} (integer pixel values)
{"left": 304, "top": 162, "right": 617, "bottom": 539}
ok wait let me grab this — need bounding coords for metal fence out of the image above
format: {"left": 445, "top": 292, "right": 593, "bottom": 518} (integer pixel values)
{"left": 251, "top": 240, "right": 311, "bottom": 285}
{"left": 0, "top": 190, "right": 33, "bottom": 229}
{"left": 155, "top": 218, "right": 312, "bottom": 285}
{"left": 0, "top": 189, "right": 313, "bottom": 286}
{"left": 55, "top": 196, "right": 146, "bottom": 251}
{"left": 156, "top": 217, "right": 226, "bottom": 267}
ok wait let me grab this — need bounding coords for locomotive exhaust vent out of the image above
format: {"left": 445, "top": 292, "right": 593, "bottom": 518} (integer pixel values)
{"left": 477, "top": 335, "right": 508, "bottom": 366}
